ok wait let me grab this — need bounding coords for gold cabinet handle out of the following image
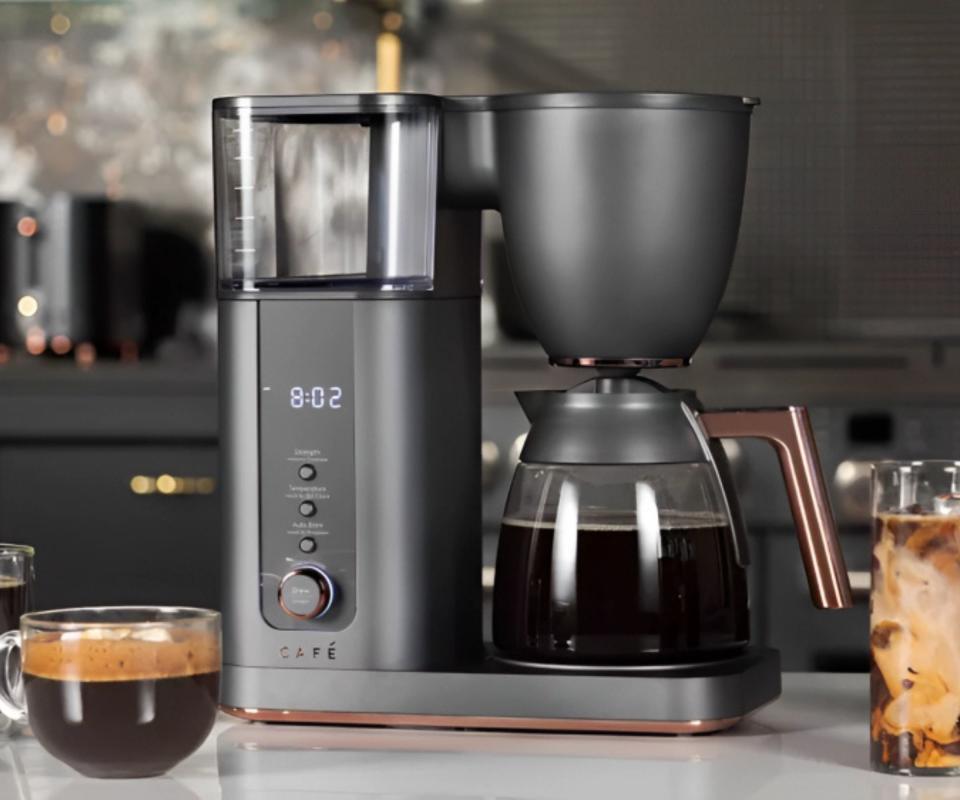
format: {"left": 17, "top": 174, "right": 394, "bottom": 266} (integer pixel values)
{"left": 129, "top": 474, "right": 216, "bottom": 496}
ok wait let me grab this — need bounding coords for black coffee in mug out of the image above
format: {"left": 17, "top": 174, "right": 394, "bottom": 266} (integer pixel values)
{"left": 0, "top": 577, "right": 27, "bottom": 633}
{"left": 23, "top": 634, "right": 220, "bottom": 778}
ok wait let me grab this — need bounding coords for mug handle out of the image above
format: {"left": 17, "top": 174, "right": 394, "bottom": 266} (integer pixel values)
{"left": 0, "top": 631, "right": 25, "bottom": 722}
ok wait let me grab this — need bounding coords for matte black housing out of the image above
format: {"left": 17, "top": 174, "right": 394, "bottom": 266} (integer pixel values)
{"left": 442, "top": 92, "right": 758, "bottom": 364}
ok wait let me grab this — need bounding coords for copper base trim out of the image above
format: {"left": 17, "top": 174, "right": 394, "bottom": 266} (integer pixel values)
{"left": 220, "top": 705, "right": 742, "bottom": 734}
{"left": 551, "top": 357, "right": 690, "bottom": 369}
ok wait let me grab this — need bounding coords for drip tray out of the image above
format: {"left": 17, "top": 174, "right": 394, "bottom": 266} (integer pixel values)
{"left": 222, "top": 647, "right": 781, "bottom": 734}
{"left": 492, "top": 650, "right": 755, "bottom": 673}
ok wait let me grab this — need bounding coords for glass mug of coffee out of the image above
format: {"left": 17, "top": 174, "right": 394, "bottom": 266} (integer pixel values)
{"left": 871, "top": 461, "right": 960, "bottom": 775}
{"left": 0, "top": 545, "right": 33, "bottom": 636}
{"left": 0, "top": 544, "right": 33, "bottom": 738}
{"left": 0, "top": 607, "right": 220, "bottom": 778}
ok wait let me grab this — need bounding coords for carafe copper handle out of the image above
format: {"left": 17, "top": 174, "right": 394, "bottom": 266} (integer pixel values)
{"left": 698, "top": 407, "right": 853, "bottom": 609}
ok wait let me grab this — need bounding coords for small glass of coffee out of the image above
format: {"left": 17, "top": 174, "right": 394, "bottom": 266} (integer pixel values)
{"left": 0, "top": 544, "right": 33, "bottom": 738}
{"left": 0, "top": 545, "right": 33, "bottom": 635}
{"left": 871, "top": 462, "right": 960, "bottom": 775}
{"left": 0, "top": 606, "right": 220, "bottom": 778}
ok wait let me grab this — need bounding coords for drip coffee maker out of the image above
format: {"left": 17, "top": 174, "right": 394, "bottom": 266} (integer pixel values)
{"left": 216, "top": 92, "right": 852, "bottom": 732}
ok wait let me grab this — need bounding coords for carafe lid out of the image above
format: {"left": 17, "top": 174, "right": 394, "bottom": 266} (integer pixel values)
{"left": 517, "top": 376, "right": 710, "bottom": 465}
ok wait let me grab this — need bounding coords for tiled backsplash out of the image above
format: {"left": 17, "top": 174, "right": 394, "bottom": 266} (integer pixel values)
{"left": 3, "top": 0, "right": 960, "bottom": 336}
{"left": 0, "top": 1, "right": 383, "bottom": 227}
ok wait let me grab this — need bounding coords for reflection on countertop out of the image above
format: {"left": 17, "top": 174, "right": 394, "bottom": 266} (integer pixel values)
{"left": 2, "top": 673, "right": 959, "bottom": 799}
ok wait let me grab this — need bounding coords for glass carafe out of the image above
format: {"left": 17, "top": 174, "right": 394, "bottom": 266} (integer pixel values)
{"left": 493, "top": 462, "right": 749, "bottom": 665}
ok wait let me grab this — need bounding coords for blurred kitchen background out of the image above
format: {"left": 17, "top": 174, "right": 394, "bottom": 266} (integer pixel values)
{"left": 2, "top": 0, "right": 959, "bottom": 670}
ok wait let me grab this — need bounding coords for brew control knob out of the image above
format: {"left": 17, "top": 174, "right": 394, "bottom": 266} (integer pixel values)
{"left": 279, "top": 565, "right": 334, "bottom": 620}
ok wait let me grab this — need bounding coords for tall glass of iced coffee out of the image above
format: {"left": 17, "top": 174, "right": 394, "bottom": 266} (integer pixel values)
{"left": 871, "top": 461, "right": 960, "bottom": 774}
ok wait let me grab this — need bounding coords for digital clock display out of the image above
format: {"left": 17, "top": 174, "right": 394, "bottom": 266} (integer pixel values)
{"left": 289, "top": 386, "right": 344, "bottom": 410}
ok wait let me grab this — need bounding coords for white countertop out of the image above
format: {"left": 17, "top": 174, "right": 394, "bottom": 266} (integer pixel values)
{"left": 0, "top": 673, "right": 953, "bottom": 800}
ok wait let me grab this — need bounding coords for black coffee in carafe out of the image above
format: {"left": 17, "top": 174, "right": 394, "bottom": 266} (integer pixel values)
{"left": 493, "top": 511, "right": 749, "bottom": 664}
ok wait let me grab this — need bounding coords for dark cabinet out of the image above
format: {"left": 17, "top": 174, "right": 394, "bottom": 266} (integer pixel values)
{"left": 0, "top": 444, "right": 219, "bottom": 610}
{"left": 0, "top": 364, "right": 219, "bottom": 612}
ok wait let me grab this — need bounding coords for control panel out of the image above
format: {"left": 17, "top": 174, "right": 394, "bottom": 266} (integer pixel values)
{"left": 258, "top": 301, "right": 357, "bottom": 631}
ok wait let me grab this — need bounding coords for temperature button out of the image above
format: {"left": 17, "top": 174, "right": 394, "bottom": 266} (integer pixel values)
{"left": 298, "top": 464, "right": 316, "bottom": 481}
{"left": 298, "top": 501, "right": 317, "bottom": 518}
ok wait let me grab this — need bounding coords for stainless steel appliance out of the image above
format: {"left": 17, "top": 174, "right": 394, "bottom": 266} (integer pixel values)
{"left": 215, "top": 92, "right": 852, "bottom": 732}
{"left": 0, "top": 195, "right": 144, "bottom": 359}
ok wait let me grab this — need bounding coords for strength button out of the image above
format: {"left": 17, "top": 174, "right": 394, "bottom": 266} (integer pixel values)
{"left": 298, "top": 464, "right": 316, "bottom": 481}
{"left": 298, "top": 501, "right": 317, "bottom": 518}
